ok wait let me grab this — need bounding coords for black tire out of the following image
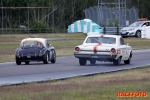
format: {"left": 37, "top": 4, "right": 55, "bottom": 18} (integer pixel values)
{"left": 90, "top": 59, "right": 96, "bottom": 65}
{"left": 124, "top": 55, "right": 131, "bottom": 64}
{"left": 135, "top": 31, "right": 141, "bottom": 38}
{"left": 79, "top": 58, "right": 87, "bottom": 66}
{"left": 113, "top": 57, "right": 121, "bottom": 65}
{"left": 43, "top": 52, "right": 49, "bottom": 64}
{"left": 16, "top": 56, "right": 21, "bottom": 65}
{"left": 122, "top": 36, "right": 128, "bottom": 38}
{"left": 51, "top": 50, "right": 56, "bottom": 63}
{"left": 25, "top": 61, "right": 30, "bottom": 65}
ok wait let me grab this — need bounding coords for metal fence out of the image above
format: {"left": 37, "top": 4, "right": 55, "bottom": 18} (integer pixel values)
{"left": 84, "top": 6, "right": 139, "bottom": 27}
{"left": 103, "top": 27, "right": 123, "bottom": 35}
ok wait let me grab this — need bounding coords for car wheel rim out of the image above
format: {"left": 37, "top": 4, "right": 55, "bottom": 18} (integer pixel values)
{"left": 137, "top": 32, "right": 141, "bottom": 37}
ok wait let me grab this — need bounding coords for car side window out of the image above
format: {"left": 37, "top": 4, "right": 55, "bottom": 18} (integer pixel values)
{"left": 142, "top": 22, "right": 150, "bottom": 26}
{"left": 120, "top": 38, "right": 124, "bottom": 45}
{"left": 37, "top": 42, "right": 44, "bottom": 48}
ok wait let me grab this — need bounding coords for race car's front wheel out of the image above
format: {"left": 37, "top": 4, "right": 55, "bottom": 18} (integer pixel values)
{"left": 79, "top": 58, "right": 87, "bottom": 66}
{"left": 90, "top": 59, "right": 96, "bottom": 65}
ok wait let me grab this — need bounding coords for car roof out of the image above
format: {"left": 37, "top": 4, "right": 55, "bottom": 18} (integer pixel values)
{"left": 87, "top": 34, "right": 121, "bottom": 39}
{"left": 20, "top": 38, "right": 47, "bottom": 47}
{"left": 134, "top": 21, "right": 150, "bottom": 23}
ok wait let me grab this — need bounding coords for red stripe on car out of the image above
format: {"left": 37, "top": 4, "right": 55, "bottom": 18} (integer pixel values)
{"left": 100, "top": 34, "right": 105, "bottom": 38}
{"left": 93, "top": 42, "right": 102, "bottom": 52}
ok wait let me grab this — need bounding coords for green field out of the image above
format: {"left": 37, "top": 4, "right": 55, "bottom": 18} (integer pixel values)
{"left": 0, "top": 33, "right": 150, "bottom": 62}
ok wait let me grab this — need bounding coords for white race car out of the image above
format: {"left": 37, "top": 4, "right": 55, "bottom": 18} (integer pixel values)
{"left": 74, "top": 34, "right": 132, "bottom": 65}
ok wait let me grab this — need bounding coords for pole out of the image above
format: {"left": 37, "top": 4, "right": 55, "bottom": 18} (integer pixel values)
{"left": 52, "top": 2, "right": 54, "bottom": 33}
{"left": 27, "top": 3, "right": 29, "bottom": 33}
{"left": 1, "top": 2, "right": 3, "bottom": 34}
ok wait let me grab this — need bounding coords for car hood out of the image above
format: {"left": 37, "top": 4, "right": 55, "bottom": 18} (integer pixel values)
{"left": 121, "top": 27, "right": 136, "bottom": 30}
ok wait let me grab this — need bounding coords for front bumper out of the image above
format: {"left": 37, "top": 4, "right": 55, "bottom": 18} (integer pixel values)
{"left": 74, "top": 53, "right": 117, "bottom": 62}
{"left": 120, "top": 31, "right": 135, "bottom": 36}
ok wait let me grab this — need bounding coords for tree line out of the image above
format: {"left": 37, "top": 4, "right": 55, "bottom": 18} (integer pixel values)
{"left": 0, "top": 0, "right": 150, "bottom": 33}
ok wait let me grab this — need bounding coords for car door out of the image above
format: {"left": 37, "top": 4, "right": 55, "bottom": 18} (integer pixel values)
{"left": 119, "top": 38, "right": 129, "bottom": 60}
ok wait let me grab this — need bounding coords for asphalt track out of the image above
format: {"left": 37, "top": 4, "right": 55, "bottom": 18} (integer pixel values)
{"left": 0, "top": 49, "right": 150, "bottom": 86}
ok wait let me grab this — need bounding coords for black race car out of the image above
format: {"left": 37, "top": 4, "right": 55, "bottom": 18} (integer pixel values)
{"left": 15, "top": 38, "right": 56, "bottom": 65}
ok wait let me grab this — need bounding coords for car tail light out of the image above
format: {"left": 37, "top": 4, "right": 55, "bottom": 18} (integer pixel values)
{"left": 111, "top": 48, "right": 116, "bottom": 54}
{"left": 75, "top": 47, "right": 80, "bottom": 51}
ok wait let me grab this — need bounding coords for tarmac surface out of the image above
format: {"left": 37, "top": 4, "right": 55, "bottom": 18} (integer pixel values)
{"left": 0, "top": 49, "right": 150, "bottom": 86}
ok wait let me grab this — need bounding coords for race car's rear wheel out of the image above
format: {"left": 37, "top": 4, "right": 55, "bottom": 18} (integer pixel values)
{"left": 16, "top": 56, "right": 21, "bottom": 65}
{"left": 90, "top": 59, "right": 96, "bottom": 65}
{"left": 16, "top": 60, "right": 21, "bottom": 65}
{"left": 113, "top": 57, "right": 121, "bottom": 65}
{"left": 79, "top": 58, "right": 87, "bottom": 66}
{"left": 25, "top": 61, "right": 30, "bottom": 65}
{"left": 51, "top": 50, "right": 56, "bottom": 63}
{"left": 43, "top": 52, "right": 49, "bottom": 64}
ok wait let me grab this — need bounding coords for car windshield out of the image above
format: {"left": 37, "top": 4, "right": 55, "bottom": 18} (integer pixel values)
{"left": 86, "top": 37, "right": 116, "bottom": 44}
{"left": 21, "top": 41, "right": 43, "bottom": 48}
{"left": 129, "top": 22, "right": 143, "bottom": 27}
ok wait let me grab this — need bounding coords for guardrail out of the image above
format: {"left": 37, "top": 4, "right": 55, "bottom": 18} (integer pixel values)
{"left": 103, "top": 27, "right": 123, "bottom": 35}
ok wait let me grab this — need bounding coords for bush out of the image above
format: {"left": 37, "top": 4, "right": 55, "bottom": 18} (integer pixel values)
{"left": 107, "top": 19, "right": 118, "bottom": 27}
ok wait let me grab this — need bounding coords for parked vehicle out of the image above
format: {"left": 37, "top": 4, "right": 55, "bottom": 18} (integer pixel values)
{"left": 120, "top": 20, "right": 150, "bottom": 38}
{"left": 15, "top": 38, "right": 56, "bottom": 65}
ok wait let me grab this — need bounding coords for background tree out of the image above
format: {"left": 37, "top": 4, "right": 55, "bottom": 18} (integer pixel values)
{"left": 0, "top": 0, "right": 150, "bottom": 33}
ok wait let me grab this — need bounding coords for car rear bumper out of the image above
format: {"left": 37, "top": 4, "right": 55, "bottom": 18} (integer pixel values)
{"left": 74, "top": 53, "right": 117, "bottom": 61}
{"left": 16, "top": 55, "right": 44, "bottom": 62}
